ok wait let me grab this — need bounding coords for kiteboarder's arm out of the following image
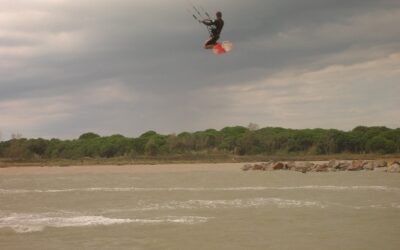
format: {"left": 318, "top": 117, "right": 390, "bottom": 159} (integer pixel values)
{"left": 202, "top": 19, "right": 214, "bottom": 26}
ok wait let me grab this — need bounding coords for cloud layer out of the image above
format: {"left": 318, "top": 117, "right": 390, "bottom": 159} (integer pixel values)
{"left": 1, "top": 0, "right": 399, "bottom": 139}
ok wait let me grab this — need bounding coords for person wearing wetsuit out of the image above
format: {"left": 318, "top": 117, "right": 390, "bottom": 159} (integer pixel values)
{"left": 202, "top": 11, "right": 224, "bottom": 49}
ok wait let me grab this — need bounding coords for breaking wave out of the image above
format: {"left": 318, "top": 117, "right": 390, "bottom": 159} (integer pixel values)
{"left": 0, "top": 213, "right": 209, "bottom": 233}
{"left": 1, "top": 185, "right": 399, "bottom": 194}
{"left": 102, "top": 198, "right": 326, "bottom": 213}
{"left": 127, "top": 198, "right": 400, "bottom": 213}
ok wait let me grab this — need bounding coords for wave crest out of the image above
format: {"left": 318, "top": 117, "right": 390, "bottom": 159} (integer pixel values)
{"left": 1, "top": 185, "right": 399, "bottom": 194}
{"left": 0, "top": 213, "right": 210, "bottom": 233}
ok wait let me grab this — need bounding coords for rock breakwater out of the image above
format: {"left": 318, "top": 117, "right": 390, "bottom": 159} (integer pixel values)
{"left": 242, "top": 160, "right": 400, "bottom": 173}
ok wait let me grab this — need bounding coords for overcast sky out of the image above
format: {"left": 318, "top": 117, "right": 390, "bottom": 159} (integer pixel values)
{"left": 1, "top": 0, "right": 399, "bottom": 139}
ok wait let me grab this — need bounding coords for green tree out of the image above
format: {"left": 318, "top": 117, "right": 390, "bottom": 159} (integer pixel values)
{"left": 79, "top": 132, "right": 100, "bottom": 140}
{"left": 27, "top": 138, "right": 48, "bottom": 157}
{"left": 5, "top": 139, "right": 32, "bottom": 160}
{"left": 366, "top": 136, "right": 396, "bottom": 154}
{"left": 145, "top": 137, "right": 160, "bottom": 156}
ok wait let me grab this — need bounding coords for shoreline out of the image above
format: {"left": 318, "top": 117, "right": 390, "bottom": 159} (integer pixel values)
{"left": 0, "top": 163, "right": 245, "bottom": 175}
{"left": 0, "top": 159, "right": 399, "bottom": 175}
{"left": 1, "top": 153, "right": 399, "bottom": 168}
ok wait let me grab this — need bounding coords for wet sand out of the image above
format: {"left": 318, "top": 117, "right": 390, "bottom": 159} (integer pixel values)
{"left": 0, "top": 163, "right": 244, "bottom": 175}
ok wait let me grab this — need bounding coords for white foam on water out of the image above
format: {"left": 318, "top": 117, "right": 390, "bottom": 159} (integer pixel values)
{"left": 162, "top": 216, "right": 209, "bottom": 224}
{"left": 131, "top": 197, "right": 326, "bottom": 212}
{"left": 141, "top": 198, "right": 400, "bottom": 211}
{"left": 0, "top": 213, "right": 210, "bottom": 233}
{"left": 391, "top": 203, "right": 400, "bottom": 209}
{"left": 217, "top": 186, "right": 399, "bottom": 192}
{"left": 0, "top": 188, "right": 80, "bottom": 194}
{"left": 324, "top": 201, "right": 400, "bottom": 210}
{"left": 1, "top": 185, "right": 399, "bottom": 194}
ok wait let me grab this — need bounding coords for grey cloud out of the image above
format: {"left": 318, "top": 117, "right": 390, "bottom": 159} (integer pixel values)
{"left": 1, "top": 0, "right": 399, "bottom": 138}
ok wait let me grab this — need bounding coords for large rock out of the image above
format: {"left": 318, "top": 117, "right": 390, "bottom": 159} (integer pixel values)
{"left": 328, "top": 160, "right": 350, "bottom": 171}
{"left": 340, "top": 161, "right": 351, "bottom": 171}
{"left": 260, "top": 161, "right": 274, "bottom": 171}
{"left": 272, "top": 162, "right": 285, "bottom": 170}
{"left": 294, "top": 162, "right": 314, "bottom": 173}
{"left": 242, "top": 164, "right": 253, "bottom": 171}
{"left": 252, "top": 163, "right": 265, "bottom": 170}
{"left": 373, "top": 160, "right": 388, "bottom": 172}
{"left": 348, "top": 160, "right": 366, "bottom": 171}
{"left": 363, "top": 161, "right": 374, "bottom": 171}
{"left": 328, "top": 160, "right": 340, "bottom": 169}
{"left": 388, "top": 161, "right": 400, "bottom": 173}
{"left": 286, "top": 161, "right": 296, "bottom": 171}
{"left": 373, "top": 167, "right": 388, "bottom": 172}
{"left": 245, "top": 161, "right": 275, "bottom": 171}
{"left": 313, "top": 163, "right": 329, "bottom": 172}
{"left": 373, "top": 160, "right": 388, "bottom": 168}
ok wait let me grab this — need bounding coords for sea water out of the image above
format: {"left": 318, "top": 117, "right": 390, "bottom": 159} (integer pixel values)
{"left": 1, "top": 165, "right": 399, "bottom": 249}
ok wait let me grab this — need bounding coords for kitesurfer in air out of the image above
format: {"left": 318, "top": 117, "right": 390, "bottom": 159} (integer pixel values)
{"left": 202, "top": 11, "right": 224, "bottom": 49}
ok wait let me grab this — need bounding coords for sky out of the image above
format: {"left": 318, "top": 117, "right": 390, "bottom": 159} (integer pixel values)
{"left": 1, "top": 0, "right": 400, "bottom": 140}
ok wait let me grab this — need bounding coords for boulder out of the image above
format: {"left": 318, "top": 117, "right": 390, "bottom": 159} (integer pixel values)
{"left": 262, "top": 161, "right": 275, "bottom": 171}
{"left": 242, "top": 164, "right": 253, "bottom": 171}
{"left": 286, "top": 161, "right": 296, "bottom": 171}
{"left": 313, "top": 163, "right": 329, "bottom": 172}
{"left": 339, "top": 161, "right": 351, "bottom": 171}
{"left": 348, "top": 160, "right": 365, "bottom": 171}
{"left": 294, "top": 161, "right": 314, "bottom": 173}
{"left": 363, "top": 161, "right": 374, "bottom": 171}
{"left": 272, "top": 162, "right": 285, "bottom": 170}
{"left": 328, "top": 160, "right": 340, "bottom": 169}
{"left": 246, "top": 162, "right": 275, "bottom": 171}
{"left": 387, "top": 161, "right": 400, "bottom": 173}
{"left": 328, "top": 160, "right": 350, "bottom": 171}
{"left": 373, "top": 160, "right": 388, "bottom": 168}
{"left": 252, "top": 163, "right": 265, "bottom": 170}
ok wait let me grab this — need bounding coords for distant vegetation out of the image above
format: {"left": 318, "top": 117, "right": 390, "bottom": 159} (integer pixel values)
{"left": 0, "top": 126, "right": 399, "bottom": 161}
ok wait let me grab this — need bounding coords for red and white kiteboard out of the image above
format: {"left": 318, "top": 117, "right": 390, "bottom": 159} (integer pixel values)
{"left": 213, "top": 41, "right": 233, "bottom": 55}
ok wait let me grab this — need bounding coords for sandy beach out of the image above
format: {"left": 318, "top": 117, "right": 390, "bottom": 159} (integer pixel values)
{"left": 0, "top": 163, "right": 245, "bottom": 175}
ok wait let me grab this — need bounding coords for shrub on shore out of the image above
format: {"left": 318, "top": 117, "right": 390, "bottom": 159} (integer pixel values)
{"left": 0, "top": 126, "right": 399, "bottom": 161}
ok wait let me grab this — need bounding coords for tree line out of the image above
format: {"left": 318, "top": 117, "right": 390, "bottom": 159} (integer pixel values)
{"left": 0, "top": 126, "right": 399, "bottom": 160}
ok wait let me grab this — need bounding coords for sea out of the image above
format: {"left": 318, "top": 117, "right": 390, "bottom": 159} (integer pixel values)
{"left": 1, "top": 164, "right": 399, "bottom": 250}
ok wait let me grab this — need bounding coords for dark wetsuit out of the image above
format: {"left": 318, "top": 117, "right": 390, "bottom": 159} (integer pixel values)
{"left": 204, "top": 19, "right": 224, "bottom": 46}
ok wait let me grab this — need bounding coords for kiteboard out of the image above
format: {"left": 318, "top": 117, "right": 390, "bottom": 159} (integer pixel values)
{"left": 213, "top": 41, "right": 233, "bottom": 55}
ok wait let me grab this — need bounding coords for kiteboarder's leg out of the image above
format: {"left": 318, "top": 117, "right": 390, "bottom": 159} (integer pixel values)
{"left": 204, "top": 36, "right": 219, "bottom": 49}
